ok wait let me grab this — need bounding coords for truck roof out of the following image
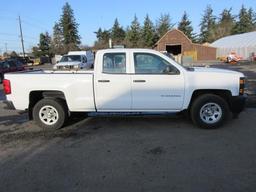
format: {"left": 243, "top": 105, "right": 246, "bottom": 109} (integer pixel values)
{"left": 68, "top": 51, "right": 92, "bottom": 55}
{"left": 96, "top": 48, "right": 158, "bottom": 54}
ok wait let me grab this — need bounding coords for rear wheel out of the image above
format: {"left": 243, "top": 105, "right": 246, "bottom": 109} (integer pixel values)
{"left": 190, "top": 94, "right": 229, "bottom": 129}
{"left": 33, "top": 98, "right": 68, "bottom": 130}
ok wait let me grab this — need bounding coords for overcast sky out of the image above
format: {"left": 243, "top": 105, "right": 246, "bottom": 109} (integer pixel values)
{"left": 0, "top": 0, "right": 255, "bottom": 53}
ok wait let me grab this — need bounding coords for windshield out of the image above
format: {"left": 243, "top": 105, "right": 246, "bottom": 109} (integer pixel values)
{"left": 60, "top": 55, "right": 81, "bottom": 62}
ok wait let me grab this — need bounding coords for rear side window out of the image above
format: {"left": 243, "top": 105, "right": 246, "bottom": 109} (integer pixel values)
{"left": 103, "top": 53, "right": 126, "bottom": 74}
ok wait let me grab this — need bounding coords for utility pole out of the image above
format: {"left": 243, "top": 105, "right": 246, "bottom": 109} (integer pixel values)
{"left": 18, "top": 15, "right": 25, "bottom": 58}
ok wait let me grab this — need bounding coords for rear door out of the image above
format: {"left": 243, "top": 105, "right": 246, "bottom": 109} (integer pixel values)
{"left": 131, "top": 52, "right": 185, "bottom": 111}
{"left": 94, "top": 51, "right": 132, "bottom": 111}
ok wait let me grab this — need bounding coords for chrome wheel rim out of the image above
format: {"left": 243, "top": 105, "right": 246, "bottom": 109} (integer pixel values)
{"left": 39, "top": 105, "right": 59, "bottom": 125}
{"left": 200, "top": 103, "right": 222, "bottom": 124}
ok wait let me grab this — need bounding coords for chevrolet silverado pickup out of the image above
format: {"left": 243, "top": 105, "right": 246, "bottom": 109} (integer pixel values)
{"left": 3, "top": 49, "right": 246, "bottom": 129}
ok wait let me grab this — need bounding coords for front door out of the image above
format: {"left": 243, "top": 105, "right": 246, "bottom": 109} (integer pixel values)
{"left": 131, "top": 52, "right": 185, "bottom": 111}
{"left": 95, "top": 52, "right": 132, "bottom": 111}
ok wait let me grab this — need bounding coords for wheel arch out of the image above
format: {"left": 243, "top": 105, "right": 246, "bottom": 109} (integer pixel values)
{"left": 187, "top": 89, "right": 232, "bottom": 111}
{"left": 28, "top": 90, "right": 68, "bottom": 120}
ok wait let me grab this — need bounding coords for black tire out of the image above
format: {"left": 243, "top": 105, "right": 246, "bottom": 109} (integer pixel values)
{"left": 190, "top": 94, "right": 229, "bottom": 129}
{"left": 33, "top": 98, "right": 68, "bottom": 130}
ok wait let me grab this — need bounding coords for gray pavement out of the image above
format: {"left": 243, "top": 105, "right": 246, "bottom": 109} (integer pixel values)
{"left": 0, "top": 102, "right": 256, "bottom": 192}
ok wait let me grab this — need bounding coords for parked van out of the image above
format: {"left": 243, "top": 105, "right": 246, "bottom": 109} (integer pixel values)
{"left": 54, "top": 51, "right": 94, "bottom": 70}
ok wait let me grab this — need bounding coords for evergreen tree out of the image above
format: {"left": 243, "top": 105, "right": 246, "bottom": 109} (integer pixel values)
{"left": 178, "top": 12, "right": 195, "bottom": 42}
{"left": 95, "top": 28, "right": 103, "bottom": 41}
{"left": 111, "top": 18, "right": 126, "bottom": 44}
{"left": 126, "top": 15, "right": 141, "bottom": 47}
{"left": 52, "top": 22, "right": 64, "bottom": 55}
{"left": 248, "top": 8, "right": 256, "bottom": 30}
{"left": 232, "top": 5, "right": 256, "bottom": 34}
{"left": 60, "top": 2, "right": 81, "bottom": 51}
{"left": 94, "top": 28, "right": 111, "bottom": 49}
{"left": 142, "top": 14, "right": 156, "bottom": 47}
{"left": 39, "top": 32, "right": 51, "bottom": 56}
{"left": 215, "top": 8, "right": 235, "bottom": 39}
{"left": 156, "top": 14, "right": 174, "bottom": 38}
{"left": 10, "top": 51, "right": 18, "bottom": 58}
{"left": 101, "top": 30, "right": 111, "bottom": 43}
{"left": 199, "top": 5, "right": 217, "bottom": 43}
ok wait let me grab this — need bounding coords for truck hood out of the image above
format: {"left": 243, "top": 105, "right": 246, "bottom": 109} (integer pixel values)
{"left": 55, "top": 61, "right": 81, "bottom": 66}
{"left": 191, "top": 67, "right": 244, "bottom": 76}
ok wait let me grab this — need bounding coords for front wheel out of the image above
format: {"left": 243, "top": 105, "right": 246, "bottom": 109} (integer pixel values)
{"left": 33, "top": 98, "right": 68, "bottom": 130}
{"left": 190, "top": 94, "right": 229, "bottom": 129}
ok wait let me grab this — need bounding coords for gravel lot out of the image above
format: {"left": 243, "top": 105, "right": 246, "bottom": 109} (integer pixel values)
{"left": 0, "top": 62, "right": 256, "bottom": 192}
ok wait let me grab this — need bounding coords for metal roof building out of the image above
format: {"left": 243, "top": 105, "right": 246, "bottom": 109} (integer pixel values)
{"left": 211, "top": 31, "right": 256, "bottom": 60}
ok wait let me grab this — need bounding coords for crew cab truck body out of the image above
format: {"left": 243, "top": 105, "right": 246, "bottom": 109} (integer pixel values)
{"left": 3, "top": 49, "right": 246, "bottom": 129}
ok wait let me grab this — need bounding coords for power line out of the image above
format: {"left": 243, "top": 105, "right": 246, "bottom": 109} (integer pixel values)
{"left": 22, "top": 20, "right": 48, "bottom": 31}
{"left": 0, "top": 39, "right": 19, "bottom": 42}
{"left": 0, "top": 32, "right": 18, "bottom": 37}
{"left": 23, "top": 35, "right": 38, "bottom": 40}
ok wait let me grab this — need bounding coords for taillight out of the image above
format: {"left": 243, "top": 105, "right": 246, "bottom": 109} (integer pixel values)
{"left": 3, "top": 79, "right": 11, "bottom": 95}
{"left": 239, "top": 77, "right": 245, "bottom": 95}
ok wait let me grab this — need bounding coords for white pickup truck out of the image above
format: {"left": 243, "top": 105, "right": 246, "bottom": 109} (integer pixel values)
{"left": 3, "top": 49, "right": 246, "bottom": 129}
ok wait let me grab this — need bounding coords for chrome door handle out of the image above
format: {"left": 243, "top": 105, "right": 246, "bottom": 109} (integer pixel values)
{"left": 98, "top": 80, "right": 110, "bottom": 83}
{"left": 133, "top": 80, "right": 146, "bottom": 83}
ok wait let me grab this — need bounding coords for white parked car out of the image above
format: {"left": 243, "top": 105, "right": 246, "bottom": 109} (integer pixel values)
{"left": 3, "top": 49, "right": 246, "bottom": 129}
{"left": 54, "top": 51, "right": 94, "bottom": 70}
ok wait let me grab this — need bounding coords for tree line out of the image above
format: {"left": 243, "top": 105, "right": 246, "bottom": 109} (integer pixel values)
{"left": 33, "top": 3, "right": 256, "bottom": 57}
{"left": 95, "top": 5, "right": 256, "bottom": 48}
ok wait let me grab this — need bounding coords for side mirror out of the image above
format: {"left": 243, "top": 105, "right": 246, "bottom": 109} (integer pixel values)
{"left": 163, "top": 66, "right": 172, "bottom": 74}
{"left": 163, "top": 66, "right": 180, "bottom": 75}
{"left": 56, "top": 61, "right": 59, "bottom": 63}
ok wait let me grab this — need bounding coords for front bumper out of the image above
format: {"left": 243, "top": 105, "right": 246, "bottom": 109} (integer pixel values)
{"left": 229, "top": 95, "right": 247, "bottom": 114}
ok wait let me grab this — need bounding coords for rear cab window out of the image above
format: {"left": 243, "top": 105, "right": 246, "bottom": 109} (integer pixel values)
{"left": 103, "top": 53, "right": 126, "bottom": 74}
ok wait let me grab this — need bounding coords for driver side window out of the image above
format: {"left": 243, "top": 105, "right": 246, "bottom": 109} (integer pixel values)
{"left": 134, "top": 53, "right": 179, "bottom": 74}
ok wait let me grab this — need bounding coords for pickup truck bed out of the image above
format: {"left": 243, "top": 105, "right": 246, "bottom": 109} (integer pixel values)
{"left": 6, "top": 69, "right": 96, "bottom": 112}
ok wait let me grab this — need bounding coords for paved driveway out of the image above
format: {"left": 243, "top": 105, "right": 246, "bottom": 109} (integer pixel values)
{"left": 0, "top": 101, "right": 256, "bottom": 192}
